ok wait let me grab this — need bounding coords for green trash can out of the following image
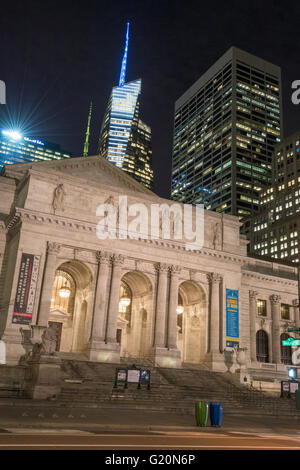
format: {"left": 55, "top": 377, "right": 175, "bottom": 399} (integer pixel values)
{"left": 195, "top": 401, "right": 208, "bottom": 427}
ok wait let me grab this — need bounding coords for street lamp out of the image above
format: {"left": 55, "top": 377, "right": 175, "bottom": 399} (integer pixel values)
{"left": 288, "top": 367, "right": 298, "bottom": 379}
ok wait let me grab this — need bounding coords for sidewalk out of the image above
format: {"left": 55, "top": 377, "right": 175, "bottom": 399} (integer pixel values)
{"left": 0, "top": 398, "right": 299, "bottom": 436}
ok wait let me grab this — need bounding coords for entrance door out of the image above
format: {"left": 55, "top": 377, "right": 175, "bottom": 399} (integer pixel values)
{"left": 48, "top": 321, "right": 63, "bottom": 352}
{"left": 116, "top": 329, "right": 122, "bottom": 344}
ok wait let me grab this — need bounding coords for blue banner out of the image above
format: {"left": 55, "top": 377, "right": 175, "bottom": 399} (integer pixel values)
{"left": 226, "top": 289, "right": 239, "bottom": 347}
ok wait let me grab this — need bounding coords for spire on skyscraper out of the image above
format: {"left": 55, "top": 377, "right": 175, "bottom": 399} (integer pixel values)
{"left": 83, "top": 101, "right": 92, "bottom": 157}
{"left": 119, "top": 22, "right": 130, "bottom": 87}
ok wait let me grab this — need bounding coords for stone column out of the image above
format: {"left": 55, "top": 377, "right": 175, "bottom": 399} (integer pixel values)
{"left": 270, "top": 294, "right": 281, "bottom": 364}
{"left": 293, "top": 299, "right": 300, "bottom": 327}
{"left": 167, "top": 265, "right": 181, "bottom": 350}
{"left": 87, "top": 251, "right": 111, "bottom": 360}
{"left": 154, "top": 263, "right": 169, "bottom": 348}
{"left": 249, "top": 290, "right": 258, "bottom": 362}
{"left": 105, "top": 254, "right": 124, "bottom": 344}
{"left": 32, "top": 242, "right": 61, "bottom": 342}
{"left": 207, "top": 273, "right": 222, "bottom": 354}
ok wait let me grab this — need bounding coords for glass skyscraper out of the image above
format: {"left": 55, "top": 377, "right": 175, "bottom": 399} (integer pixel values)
{"left": 247, "top": 130, "right": 300, "bottom": 264}
{"left": 0, "top": 129, "right": 71, "bottom": 171}
{"left": 98, "top": 23, "right": 154, "bottom": 190}
{"left": 171, "top": 47, "right": 282, "bottom": 220}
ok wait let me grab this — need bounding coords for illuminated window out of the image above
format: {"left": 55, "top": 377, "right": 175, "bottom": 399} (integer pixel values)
{"left": 281, "top": 304, "right": 290, "bottom": 320}
{"left": 257, "top": 299, "right": 267, "bottom": 316}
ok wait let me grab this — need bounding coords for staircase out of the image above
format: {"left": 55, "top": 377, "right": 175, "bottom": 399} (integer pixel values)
{"left": 58, "top": 357, "right": 300, "bottom": 417}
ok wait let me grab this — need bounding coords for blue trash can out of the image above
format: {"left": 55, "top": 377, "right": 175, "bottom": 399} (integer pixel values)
{"left": 209, "top": 402, "right": 223, "bottom": 427}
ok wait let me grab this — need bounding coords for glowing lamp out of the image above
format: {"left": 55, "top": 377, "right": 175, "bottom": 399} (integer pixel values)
{"left": 2, "top": 129, "right": 22, "bottom": 141}
{"left": 176, "top": 305, "right": 184, "bottom": 314}
{"left": 120, "top": 295, "right": 131, "bottom": 307}
{"left": 59, "top": 284, "right": 71, "bottom": 299}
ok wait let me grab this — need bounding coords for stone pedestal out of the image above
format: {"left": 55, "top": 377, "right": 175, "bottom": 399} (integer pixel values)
{"left": 24, "top": 354, "right": 62, "bottom": 400}
{"left": 1, "top": 328, "right": 26, "bottom": 365}
{"left": 204, "top": 352, "right": 227, "bottom": 372}
{"left": 87, "top": 340, "right": 120, "bottom": 363}
{"left": 152, "top": 347, "right": 182, "bottom": 369}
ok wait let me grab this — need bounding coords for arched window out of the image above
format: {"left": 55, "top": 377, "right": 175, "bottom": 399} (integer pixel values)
{"left": 280, "top": 333, "right": 292, "bottom": 365}
{"left": 256, "top": 330, "right": 269, "bottom": 363}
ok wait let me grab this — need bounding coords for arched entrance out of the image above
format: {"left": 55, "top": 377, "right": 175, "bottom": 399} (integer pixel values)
{"left": 49, "top": 260, "right": 93, "bottom": 353}
{"left": 256, "top": 330, "right": 269, "bottom": 363}
{"left": 118, "top": 271, "right": 153, "bottom": 359}
{"left": 177, "top": 281, "right": 206, "bottom": 364}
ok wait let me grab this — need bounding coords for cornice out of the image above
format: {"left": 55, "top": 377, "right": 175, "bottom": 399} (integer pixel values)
{"left": 10, "top": 207, "right": 248, "bottom": 263}
{"left": 6, "top": 207, "right": 297, "bottom": 287}
{"left": 18, "top": 154, "right": 155, "bottom": 194}
{"left": 242, "top": 270, "right": 297, "bottom": 286}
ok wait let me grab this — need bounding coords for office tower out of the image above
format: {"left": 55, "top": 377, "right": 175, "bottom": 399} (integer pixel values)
{"left": 171, "top": 47, "right": 282, "bottom": 220}
{"left": 0, "top": 129, "right": 71, "bottom": 170}
{"left": 98, "top": 22, "right": 154, "bottom": 190}
{"left": 248, "top": 131, "right": 300, "bottom": 264}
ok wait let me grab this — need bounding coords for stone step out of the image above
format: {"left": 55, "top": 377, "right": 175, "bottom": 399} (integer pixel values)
{"left": 57, "top": 359, "right": 299, "bottom": 417}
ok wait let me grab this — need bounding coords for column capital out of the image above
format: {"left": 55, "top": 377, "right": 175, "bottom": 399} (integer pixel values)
{"left": 169, "top": 265, "right": 181, "bottom": 276}
{"left": 292, "top": 299, "right": 299, "bottom": 308}
{"left": 96, "top": 250, "right": 111, "bottom": 265}
{"left": 206, "top": 272, "right": 222, "bottom": 284}
{"left": 155, "top": 262, "right": 169, "bottom": 274}
{"left": 111, "top": 253, "right": 124, "bottom": 267}
{"left": 47, "top": 241, "right": 61, "bottom": 255}
{"left": 249, "top": 290, "right": 258, "bottom": 300}
{"left": 270, "top": 294, "right": 281, "bottom": 305}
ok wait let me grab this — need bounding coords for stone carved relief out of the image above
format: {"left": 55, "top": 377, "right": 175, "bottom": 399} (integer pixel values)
{"left": 191, "top": 314, "right": 201, "bottom": 329}
{"left": 259, "top": 318, "right": 266, "bottom": 329}
{"left": 155, "top": 262, "right": 169, "bottom": 274}
{"left": 104, "top": 195, "right": 120, "bottom": 224}
{"left": 173, "top": 211, "right": 182, "bottom": 238}
{"left": 212, "top": 222, "right": 222, "bottom": 250}
{"left": 112, "top": 253, "right": 124, "bottom": 267}
{"left": 206, "top": 272, "right": 222, "bottom": 284}
{"left": 47, "top": 241, "right": 61, "bottom": 255}
{"left": 52, "top": 184, "right": 66, "bottom": 213}
{"left": 170, "top": 265, "right": 181, "bottom": 276}
{"left": 96, "top": 250, "right": 111, "bottom": 265}
{"left": 29, "top": 326, "right": 57, "bottom": 361}
{"left": 249, "top": 290, "right": 258, "bottom": 300}
{"left": 270, "top": 294, "right": 281, "bottom": 304}
{"left": 40, "top": 326, "right": 57, "bottom": 355}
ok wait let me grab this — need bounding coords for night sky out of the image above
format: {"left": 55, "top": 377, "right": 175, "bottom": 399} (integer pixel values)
{"left": 1, "top": 0, "right": 300, "bottom": 198}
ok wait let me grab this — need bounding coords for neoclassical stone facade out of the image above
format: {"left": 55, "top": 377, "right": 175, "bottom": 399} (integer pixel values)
{"left": 0, "top": 155, "right": 298, "bottom": 386}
